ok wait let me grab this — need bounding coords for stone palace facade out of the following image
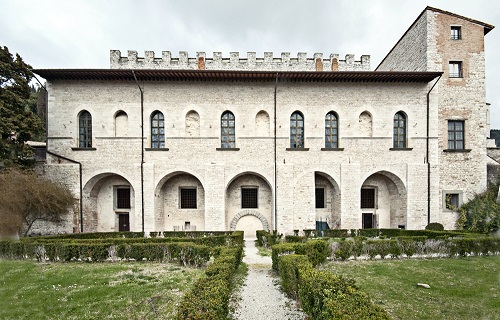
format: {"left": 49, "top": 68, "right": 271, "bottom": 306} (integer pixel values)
{"left": 35, "top": 7, "right": 495, "bottom": 236}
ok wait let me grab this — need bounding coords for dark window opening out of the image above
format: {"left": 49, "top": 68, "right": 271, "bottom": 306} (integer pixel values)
{"left": 151, "top": 111, "right": 165, "bottom": 148}
{"left": 290, "top": 112, "right": 304, "bottom": 148}
{"left": 451, "top": 26, "right": 461, "bottom": 40}
{"left": 79, "top": 111, "right": 92, "bottom": 148}
{"left": 446, "top": 193, "right": 460, "bottom": 209}
{"left": 116, "top": 188, "right": 131, "bottom": 209}
{"left": 393, "top": 112, "right": 407, "bottom": 148}
{"left": 361, "top": 188, "right": 375, "bottom": 209}
{"left": 448, "top": 120, "right": 464, "bottom": 149}
{"left": 181, "top": 188, "right": 197, "bottom": 209}
{"left": 325, "top": 112, "right": 338, "bottom": 148}
{"left": 315, "top": 188, "right": 325, "bottom": 208}
{"left": 242, "top": 188, "right": 258, "bottom": 209}
{"left": 221, "top": 111, "right": 235, "bottom": 148}
{"left": 449, "top": 61, "right": 462, "bottom": 78}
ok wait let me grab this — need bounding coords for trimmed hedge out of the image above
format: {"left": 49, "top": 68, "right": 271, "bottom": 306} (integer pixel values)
{"left": 276, "top": 254, "right": 390, "bottom": 319}
{"left": 271, "top": 240, "right": 329, "bottom": 270}
{"left": 175, "top": 243, "right": 244, "bottom": 319}
{"left": 330, "top": 236, "right": 500, "bottom": 260}
{"left": 256, "top": 230, "right": 282, "bottom": 248}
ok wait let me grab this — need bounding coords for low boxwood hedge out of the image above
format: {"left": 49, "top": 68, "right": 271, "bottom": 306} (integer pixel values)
{"left": 276, "top": 253, "right": 390, "bottom": 319}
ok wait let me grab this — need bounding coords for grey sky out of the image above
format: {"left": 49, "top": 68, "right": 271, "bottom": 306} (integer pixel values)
{"left": 2, "top": 0, "right": 499, "bottom": 130}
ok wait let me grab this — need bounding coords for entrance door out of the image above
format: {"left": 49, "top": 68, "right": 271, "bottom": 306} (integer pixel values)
{"left": 118, "top": 214, "right": 130, "bottom": 231}
{"left": 362, "top": 212, "right": 373, "bottom": 229}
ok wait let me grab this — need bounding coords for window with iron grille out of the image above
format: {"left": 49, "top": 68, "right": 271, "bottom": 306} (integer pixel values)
{"left": 449, "top": 61, "right": 462, "bottom": 78}
{"left": 290, "top": 111, "right": 304, "bottom": 148}
{"left": 79, "top": 111, "right": 92, "bottom": 148}
{"left": 221, "top": 111, "right": 235, "bottom": 148}
{"left": 241, "top": 188, "right": 258, "bottom": 208}
{"left": 180, "top": 188, "right": 197, "bottom": 209}
{"left": 325, "top": 112, "right": 338, "bottom": 148}
{"left": 451, "top": 26, "right": 461, "bottom": 40}
{"left": 151, "top": 111, "right": 165, "bottom": 148}
{"left": 393, "top": 112, "right": 407, "bottom": 148}
{"left": 315, "top": 188, "right": 325, "bottom": 208}
{"left": 448, "top": 120, "right": 464, "bottom": 149}
{"left": 116, "top": 187, "right": 131, "bottom": 209}
{"left": 361, "top": 188, "right": 375, "bottom": 209}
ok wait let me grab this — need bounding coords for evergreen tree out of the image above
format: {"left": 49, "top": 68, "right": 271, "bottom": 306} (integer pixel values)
{"left": 0, "top": 46, "right": 43, "bottom": 168}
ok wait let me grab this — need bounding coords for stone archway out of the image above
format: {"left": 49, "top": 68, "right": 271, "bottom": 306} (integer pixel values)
{"left": 230, "top": 210, "right": 269, "bottom": 231}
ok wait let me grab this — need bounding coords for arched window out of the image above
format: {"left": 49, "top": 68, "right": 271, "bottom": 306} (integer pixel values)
{"left": 221, "top": 111, "right": 235, "bottom": 148}
{"left": 151, "top": 111, "right": 165, "bottom": 148}
{"left": 78, "top": 110, "right": 92, "bottom": 148}
{"left": 393, "top": 112, "right": 407, "bottom": 148}
{"left": 290, "top": 111, "right": 304, "bottom": 148}
{"left": 325, "top": 112, "right": 339, "bottom": 148}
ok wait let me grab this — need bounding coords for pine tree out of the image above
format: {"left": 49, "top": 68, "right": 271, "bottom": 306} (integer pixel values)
{"left": 0, "top": 46, "right": 43, "bottom": 168}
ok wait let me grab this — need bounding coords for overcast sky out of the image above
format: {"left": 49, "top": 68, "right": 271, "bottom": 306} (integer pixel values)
{"left": 2, "top": 0, "right": 499, "bottom": 130}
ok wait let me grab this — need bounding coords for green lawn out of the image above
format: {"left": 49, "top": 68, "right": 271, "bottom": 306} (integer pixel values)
{"left": 0, "top": 260, "right": 204, "bottom": 319}
{"left": 321, "top": 255, "right": 500, "bottom": 320}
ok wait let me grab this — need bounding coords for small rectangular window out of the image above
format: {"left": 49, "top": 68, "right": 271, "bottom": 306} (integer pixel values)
{"left": 451, "top": 26, "right": 461, "bottom": 40}
{"left": 448, "top": 120, "right": 465, "bottom": 149}
{"left": 116, "top": 187, "right": 131, "bottom": 209}
{"left": 315, "top": 188, "right": 325, "bottom": 209}
{"left": 361, "top": 188, "right": 375, "bottom": 209}
{"left": 446, "top": 193, "right": 460, "bottom": 209}
{"left": 449, "top": 61, "right": 462, "bottom": 78}
{"left": 180, "top": 188, "right": 197, "bottom": 209}
{"left": 242, "top": 188, "right": 258, "bottom": 209}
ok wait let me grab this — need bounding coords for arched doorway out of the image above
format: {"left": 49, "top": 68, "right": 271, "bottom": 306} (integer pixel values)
{"left": 315, "top": 172, "right": 341, "bottom": 229}
{"left": 83, "top": 173, "right": 135, "bottom": 232}
{"left": 360, "top": 171, "right": 407, "bottom": 229}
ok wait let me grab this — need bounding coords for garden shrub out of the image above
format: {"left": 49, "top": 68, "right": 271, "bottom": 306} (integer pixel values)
{"left": 256, "top": 230, "right": 282, "bottom": 248}
{"left": 323, "top": 229, "right": 350, "bottom": 238}
{"left": 305, "top": 240, "right": 330, "bottom": 266}
{"left": 358, "top": 228, "right": 380, "bottom": 238}
{"left": 175, "top": 277, "right": 231, "bottom": 320}
{"left": 297, "top": 268, "right": 390, "bottom": 320}
{"left": 285, "top": 235, "right": 306, "bottom": 243}
{"left": 271, "top": 243, "right": 306, "bottom": 270}
{"left": 425, "top": 222, "right": 444, "bottom": 231}
{"left": 278, "top": 254, "right": 312, "bottom": 299}
{"left": 333, "top": 239, "right": 353, "bottom": 261}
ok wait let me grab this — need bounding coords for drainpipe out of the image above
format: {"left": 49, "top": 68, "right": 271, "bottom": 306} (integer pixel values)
{"left": 426, "top": 74, "right": 442, "bottom": 225}
{"left": 132, "top": 71, "right": 145, "bottom": 234}
{"left": 274, "top": 73, "right": 279, "bottom": 231}
{"left": 46, "top": 151, "right": 83, "bottom": 232}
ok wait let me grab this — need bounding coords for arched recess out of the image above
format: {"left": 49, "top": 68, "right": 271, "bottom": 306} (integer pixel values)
{"left": 360, "top": 170, "right": 407, "bottom": 229}
{"left": 225, "top": 172, "right": 273, "bottom": 238}
{"left": 114, "top": 110, "right": 128, "bottom": 137}
{"left": 255, "top": 110, "right": 270, "bottom": 137}
{"left": 230, "top": 210, "right": 269, "bottom": 230}
{"left": 315, "top": 172, "right": 341, "bottom": 229}
{"left": 185, "top": 110, "right": 200, "bottom": 137}
{"left": 154, "top": 171, "right": 205, "bottom": 231}
{"left": 359, "top": 111, "right": 373, "bottom": 137}
{"left": 83, "top": 173, "right": 135, "bottom": 232}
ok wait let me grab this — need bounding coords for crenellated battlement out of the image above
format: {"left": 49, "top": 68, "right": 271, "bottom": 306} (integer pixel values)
{"left": 110, "top": 50, "right": 370, "bottom": 71}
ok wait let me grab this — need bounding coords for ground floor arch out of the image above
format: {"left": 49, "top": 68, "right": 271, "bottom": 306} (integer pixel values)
{"left": 225, "top": 172, "right": 273, "bottom": 238}
{"left": 360, "top": 170, "right": 407, "bottom": 229}
{"left": 82, "top": 172, "right": 135, "bottom": 232}
{"left": 154, "top": 171, "right": 205, "bottom": 231}
{"left": 315, "top": 171, "right": 341, "bottom": 229}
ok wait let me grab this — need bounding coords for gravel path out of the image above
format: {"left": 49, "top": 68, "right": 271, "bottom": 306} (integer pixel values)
{"left": 232, "top": 240, "right": 305, "bottom": 320}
